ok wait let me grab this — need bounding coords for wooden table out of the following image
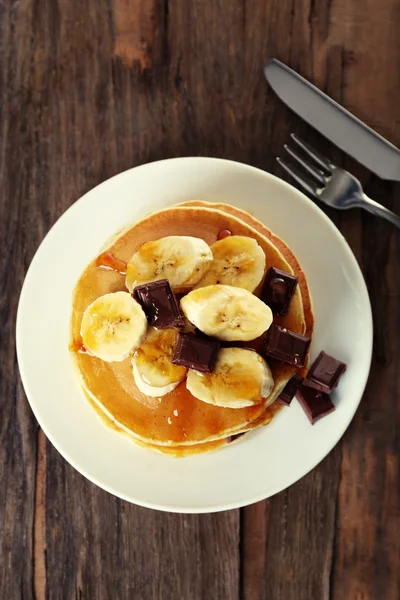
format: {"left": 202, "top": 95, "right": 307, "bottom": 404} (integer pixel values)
{"left": 1, "top": 1, "right": 399, "bottom": 598}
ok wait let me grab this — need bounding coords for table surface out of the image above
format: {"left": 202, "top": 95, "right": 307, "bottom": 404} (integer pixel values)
{"left": 1, "top": 1, "right": 400, "bottom": 599}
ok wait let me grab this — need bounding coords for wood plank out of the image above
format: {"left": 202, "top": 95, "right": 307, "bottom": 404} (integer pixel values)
{"left": 328, "top": 2, "right": 400, "bottom": 599}
{"left": 0, "top": 3, "right": 43, "bottom": 598}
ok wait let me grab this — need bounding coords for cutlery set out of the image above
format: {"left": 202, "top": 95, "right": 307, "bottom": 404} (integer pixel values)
{"left": 264, "top": 59, "right": 400, "bottom": 229}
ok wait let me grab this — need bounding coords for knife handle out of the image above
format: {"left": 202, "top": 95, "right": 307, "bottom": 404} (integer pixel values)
{"left": 362, "top": 194, "right": 400, "bottom": 230}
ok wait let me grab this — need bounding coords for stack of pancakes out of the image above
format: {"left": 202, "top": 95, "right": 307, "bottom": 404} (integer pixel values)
{"left": 70, "top": 202, "right": 314, "bottom": 456}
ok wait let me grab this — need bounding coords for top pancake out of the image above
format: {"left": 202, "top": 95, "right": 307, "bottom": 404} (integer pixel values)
{"left": 70, "top": 205, "right": 310, "bottom": 446}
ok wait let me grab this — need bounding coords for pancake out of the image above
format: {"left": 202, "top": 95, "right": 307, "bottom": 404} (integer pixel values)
{"left": 70, "top": 205, "right": 312, "bottom": 452}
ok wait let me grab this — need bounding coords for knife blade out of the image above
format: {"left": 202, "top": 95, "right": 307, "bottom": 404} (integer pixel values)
{"left": 264, "top": 58, "right": 400, "bottom": 182}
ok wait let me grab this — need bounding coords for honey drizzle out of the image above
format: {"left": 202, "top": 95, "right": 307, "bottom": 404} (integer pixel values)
{"left": 95, "top": 252, "right": 127, "bottom": 275}
{"left": 217, "top": 229, "right": 232, "bottom": 240}
{"left": 70, "top": 338, "right": 93, "bottom": 355}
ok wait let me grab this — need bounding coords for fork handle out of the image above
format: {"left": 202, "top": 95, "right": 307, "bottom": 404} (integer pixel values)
{"left": 361, "top": 194, "right": 400, "bottom": 230}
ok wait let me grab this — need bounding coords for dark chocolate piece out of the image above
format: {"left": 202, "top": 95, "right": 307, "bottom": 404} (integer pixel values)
{"left": 133, "top": 279, "right": 185, "bottom": 329}
{"left": 172, "top": 332, "right": 220, "bottom": 373}
{"left": 277, "top": 374, "right": 304, "bottom": 406}
{"left": 297, "top": 385, "right": 335, "bottom": 424}
{"left": 262, "top": 267, "right": 298, "bottom": 316}
{"left": 264, "top": 324, "right": 310, "bottom": 367}
{"left": 194, "top": 327, "right": 210, "bottom": 340}
{"left": 304, "top": 351, "right": 347, "bottom": 393}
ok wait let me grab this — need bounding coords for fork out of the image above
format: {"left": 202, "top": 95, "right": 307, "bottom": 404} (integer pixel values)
{"left": 277, "top": 134, "right": 400, "bottom": 230}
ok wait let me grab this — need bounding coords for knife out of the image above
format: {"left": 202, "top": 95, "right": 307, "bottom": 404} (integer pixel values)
{"left": 264, "top": 58, "right": 400, "bottom": 182}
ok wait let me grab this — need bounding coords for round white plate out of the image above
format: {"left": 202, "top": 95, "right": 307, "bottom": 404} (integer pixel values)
{"left": 17, "top": 158, "right": 372, "bottom": 513}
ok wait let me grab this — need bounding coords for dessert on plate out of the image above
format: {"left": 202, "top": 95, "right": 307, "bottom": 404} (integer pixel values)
{"left": 70, "top": 202, "right": 345, "bottom": 456}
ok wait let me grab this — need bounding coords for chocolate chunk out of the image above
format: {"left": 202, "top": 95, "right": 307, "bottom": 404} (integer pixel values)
{"left": 172, "top": 332, "right": 220, "bottom": 372}
{"left": 304, "top": 351, "right": 347, "bottom": 393}
{"left": 133, "top": 279, "right": 185, "bottom": 329}
{"left": 194, "top": 327, "right": 210, "bottom": 340}
{"left": 263, "top": 324, "right": 310, "bottom": 367}
{"left": 277, "top": 374, "right": 304, "bottom": 406}
{"left": 262, "top": 267, "right": 298, "bottom": 315}
{"left": 297, "top": 385, "right": 335, "bottom": 424}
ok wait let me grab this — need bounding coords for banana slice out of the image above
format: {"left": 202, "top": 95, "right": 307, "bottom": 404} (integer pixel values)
{"left": 180, "top": 284, "right": 273, "bottom": 341}
{"left": 195, "top": 235, "right": 266, "bottom": 292}
{"left": 132, "top": 328, "right": 187, "bottom": 397}
{"left": 80, "top": 291, "right": 147, "bottom": 362}
{"left": 125, "top": 236, "right": 213, "bottom": 293}
{"left": 187, "top": 347, "right": 274, "bottom": 408}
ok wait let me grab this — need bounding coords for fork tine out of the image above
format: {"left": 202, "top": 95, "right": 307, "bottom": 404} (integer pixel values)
{"left": 291, "top": 134, "right": 334, "bottom": 173}
{"left": 276, "top": 157, "right": 322, "bottom": 198}
{"left": 284, "top": 144, "right": 326, "bottom": 185}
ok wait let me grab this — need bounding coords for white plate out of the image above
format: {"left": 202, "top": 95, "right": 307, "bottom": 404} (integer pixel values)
{"left": 17, "top": 158, "right": 372, "bottom": 513}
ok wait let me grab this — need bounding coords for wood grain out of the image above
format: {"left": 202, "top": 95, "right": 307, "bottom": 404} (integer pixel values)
{"left": 0, "top": 0, "right": 399, "bottom": 599}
